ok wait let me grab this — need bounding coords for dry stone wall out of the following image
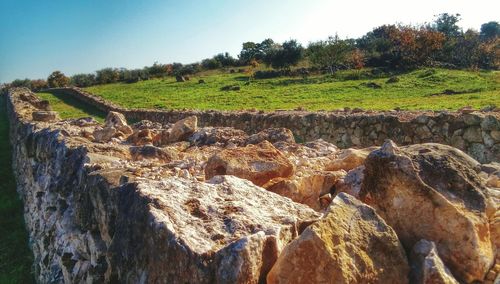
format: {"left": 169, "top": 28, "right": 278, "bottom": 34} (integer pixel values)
{"left": 6, "top": 88, "right": 499, "bottom": 283}
{"left": 7, "top": 88, "right": 321, "bottom": 283}
{"left": 47, "top": 87, "right": 500, "bottom": 163}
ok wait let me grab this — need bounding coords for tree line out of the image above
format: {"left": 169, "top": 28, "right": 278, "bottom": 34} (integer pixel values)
{"left": 3, "top": 13, "right": 499, "bottom": 91}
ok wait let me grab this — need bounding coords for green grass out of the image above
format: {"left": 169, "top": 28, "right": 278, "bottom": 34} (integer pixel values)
{"left": 0, "top": 94, "right": 34, "bottom": 283}
{"left": 84, "top": 68, "right": 500, "bottom": 111}
{"left": 38, "top": 92, "right": 106, "bottom": 122}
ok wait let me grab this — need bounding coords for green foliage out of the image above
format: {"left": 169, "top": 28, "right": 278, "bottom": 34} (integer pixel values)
{"left": 308, "top": 35, "right": 352, "bottom": 73}
{"left": 84, "top": 68, "right": 500, "bottom": 111}
{"left": 480, "top": 21, "right": 500, "bottom": 40}
{"left": 71, "top": 73, "right": 96, "bottom": 87}
{"left": 263, "top": 40, "right": 303, "bottom": 70}
{"left": 433, "top": 13, "right": 462, "bottom": 38}
{"left": 238, "top": 39, "right": 275, "bottom": 64}
{"left": 95, "top": 68, "right": 120, "bottom": 84}
{"left": 0, "top": 94, "right": 34, "bottom": 283}
{"left": 47, "top": 71, "right": 70, "bottom": 88}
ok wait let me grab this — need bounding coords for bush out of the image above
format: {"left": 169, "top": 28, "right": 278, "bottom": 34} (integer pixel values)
{"left": 47, "top": 71, "right": 70, "bottom": 88}
{"left": 71, "top": 73, "right": 96, "bottom": 87}
{"left": 95, "top": 68, "right": 119, "bottom": 84}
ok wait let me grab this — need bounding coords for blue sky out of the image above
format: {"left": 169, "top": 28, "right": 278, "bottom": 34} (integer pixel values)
{"left": 0, "top": 0, "right": 498, "bottom": 83}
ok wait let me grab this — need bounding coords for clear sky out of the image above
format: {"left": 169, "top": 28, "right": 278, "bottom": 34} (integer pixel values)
{"left": 0, "top": 0, "right": 498, "bottom": 83}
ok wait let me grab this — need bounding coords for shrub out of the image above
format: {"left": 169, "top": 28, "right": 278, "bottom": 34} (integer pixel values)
{"left": 71, "top": 73, "right": 96, "bottom": 87}
{"left": 95, "top": 68, "right": 119, "bottom": 84}
{"left": 263, "top": 39, "right": 303, "bottom": 70}
{"left": 47, "top": 71, "right": 70, "bottom": 88}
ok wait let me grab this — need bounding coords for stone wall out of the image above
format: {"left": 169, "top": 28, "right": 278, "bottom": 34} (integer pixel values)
{"left": 46, "top": 87, "right": 500, "bottom": 163}
{"left": 6, "top": 88, "right": 321, "bottom": 283}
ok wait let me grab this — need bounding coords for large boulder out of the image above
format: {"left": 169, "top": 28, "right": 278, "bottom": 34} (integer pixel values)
{"left": 105, "top": 111, "right": 132, "bottom": 134}
{"left": 360, "top": 141, "right": 495, "bottom": 283}
{"left": 267, "top": 193, "right": 409, "bottom": 284}
{"left": 107, "top": 175, "right": 320, "bottom": 283}
{"left": 157, "top": 116, "right": 198, "bottom": 145}
{"left": 410, "top": 240, "right": 459, "bottom": 284}
{"left": 205, "top": 141, "right": 294, "bottom": 186}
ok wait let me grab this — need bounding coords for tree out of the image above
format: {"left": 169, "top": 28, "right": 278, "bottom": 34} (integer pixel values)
{"left": 71, "top": 73, "right": 96, "bottom": 87}
{"left": 307, "top": 35, "right": 351, "bottom": 73}
{"left": 239, "top": 38, "right": 275, "bottom": 64}
{"left": 480, "top": 21, "right": 500, "bottom": 41}
{"left": 349, "top": 49, "right": 365, "bottom": 70}
{"left": 263, "top": 39, "right": 303, "bottom": 70}
{"left": 201, "top": 58, "right": 221, "bottom": 70}
{"left": 47, "top": 71, "right": 70, "bottom": 88}
{"left": 30, "top": 79, "right": 48, "bottom": 91}
{"left": 433, "top": 13, "right": 462, "bottom": 38}
{"left": 95, "top": 68, "right": 119, "bottom": 84}
{"left": 10, "top": 78, "right": 31, "bottom": 89}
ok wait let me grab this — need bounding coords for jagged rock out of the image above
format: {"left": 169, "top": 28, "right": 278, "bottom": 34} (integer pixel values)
{"left": 410, "top": 240, "right": 459, "bottom": 284}
{"left": 105, "top": 111, "right": 132, "bottom": 134}
{"left": 93, "top": 127, "right": 117, "bottom": 143}
{"left": 335, "top": 165, "right": 364, "bottom": 198}
{"left": 246, "top": 128, "right": 295, "bottom": 145}
{"left": 205, "top": 141, "right": 294, "bottom": 186}
{"left": 170, "top": 116, "right": 197, "bottom": 141}
{"left": 111, "top": 175, "right": 320, "bottom": 283}
{"left": 32, "top": 111, "right": 58, "bottom": 122}
{"left": 263, "top": 170, "right": 345, "bottom": 211}
{"left": 157, "top": 116, "right": 198, "bottom": 145}
{"left": 360, "top": 141, "right": 494, "bottom": 283}
{"left": 189, "top": 127, "right": 248, "bottom": 146}
{"left": 325, "top": 147, "right": 377, "bottom": 171}
{"left": 267, "top": 193, "right": 409, "bottom": 284}
{"left": 127, "top": 129, "right": 155, "bottom": 145}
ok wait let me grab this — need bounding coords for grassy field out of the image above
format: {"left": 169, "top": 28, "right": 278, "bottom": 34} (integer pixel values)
{"left": 38, "top": 92, "right": 106, "bottom": 122}
{"left": 0, "top": 94, "right": 34, "bottom": 283}
{"left": 85, "top": 68, "right": 500, "bottom": 111}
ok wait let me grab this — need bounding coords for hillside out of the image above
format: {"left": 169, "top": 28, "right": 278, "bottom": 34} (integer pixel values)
{"left": 83, "top": 68, "right": 500, "bottom": 111}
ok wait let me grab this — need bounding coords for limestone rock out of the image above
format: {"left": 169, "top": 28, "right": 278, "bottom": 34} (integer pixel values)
{"left": 246, "top": 128, "right": 295, "bottom": 145}
{"left": 93, "top": 127, "right": 117, "bottom": 143}
{"left": 267, "top": 193, "right": 409, "bottom": 284}
{"left": 325, "top": 147, "right": 377, "bottom": 171}
{"left": 32, "top": 111, "right": 58, "bottom": 122}
{"left": 410, "top": 240, "right": 459, "bottom": 284}
{"left": 335, "top": 165, "right": 364, "bottom": 198}
{"left": 263, "top": 170, "right": 345, "bottom": 210}
{"left": 170, "top": 115, "right": 197, "bottom": 141}
{"left": 360, "top": 141, "right": 494, "bottom": 283}
{"left": 113, "top": 175, "right": 321, "bottom": 283}
{"left": 127, "top": 129, "right": 155, "bottom": 145}
{"left": 158, "top": 116, "right": 198, "bottom": 145}
{"left": 205, "top": 141, "right": 294, "bottom": 186}
{"left": 105, "top": 111, "right": 132, "bottom": 134}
